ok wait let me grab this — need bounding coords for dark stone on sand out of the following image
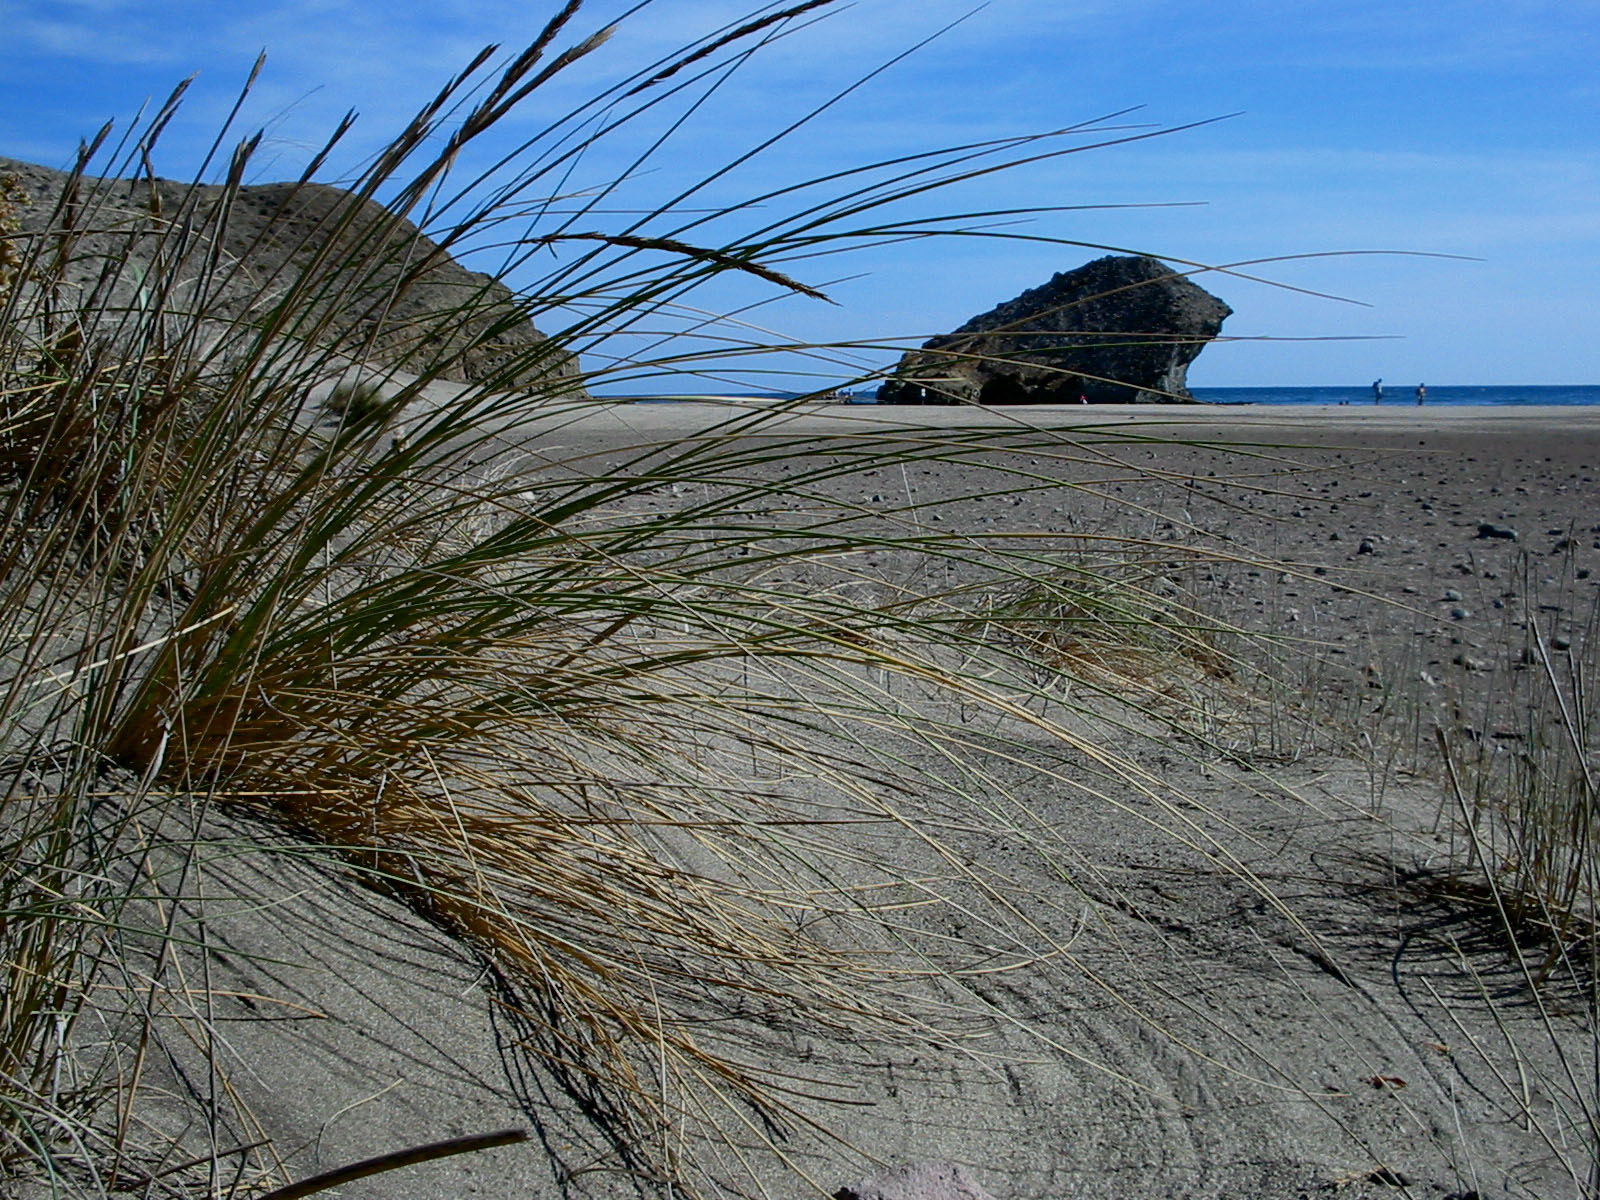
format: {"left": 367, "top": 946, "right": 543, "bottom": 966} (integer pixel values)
{"left": 1476, "top": 522, "right": 1519, "bottom": 541}
{"left": 834, "top": 1162, "right": 998, "bottom": 1200}
{"left": 878, "top": 254, "right": 1230, "bottom": 405}
{"left": 0, "top": 154, "right": 585, "bottom": 394}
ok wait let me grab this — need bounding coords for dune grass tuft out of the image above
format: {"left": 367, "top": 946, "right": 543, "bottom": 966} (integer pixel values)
{"left": 0, "top": 7, "right": 1272, "bottom": 1194}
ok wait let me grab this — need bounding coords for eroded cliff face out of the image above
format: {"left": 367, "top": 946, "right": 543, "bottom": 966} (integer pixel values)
{"left": 879, "top": 255, "right": 1230, "bottom": 405}
{"left": 0, "top": 155, "right": 585, "bottom": 394}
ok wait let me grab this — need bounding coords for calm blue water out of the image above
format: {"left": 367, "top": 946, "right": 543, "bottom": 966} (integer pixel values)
{"left": 1191, "top": 384, "right": 1600, "bottom": 407}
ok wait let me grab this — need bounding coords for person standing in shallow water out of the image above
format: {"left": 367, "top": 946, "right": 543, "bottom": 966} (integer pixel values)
{"left": 1372, "top": 378, "right": 1383, "bottom": 404}
{"left": 1416, "top": 383, "right": 1427, "bottom": 405}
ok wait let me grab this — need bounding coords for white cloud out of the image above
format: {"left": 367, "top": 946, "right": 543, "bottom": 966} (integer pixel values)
{"left": 7, "top": 14, "right": 184, "bottom": 65}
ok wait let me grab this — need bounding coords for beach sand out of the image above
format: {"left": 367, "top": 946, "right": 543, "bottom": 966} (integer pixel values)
{"left": 85, "top": 405, "right": 1600, "bottom": 1200}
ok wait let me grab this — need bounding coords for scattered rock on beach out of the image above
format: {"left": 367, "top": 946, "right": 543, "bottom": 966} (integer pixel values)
{"left": 878, "top": 254, "right": 1230, "bottom": 405}
{"left": 834, "top": 1162, "right": 998, "bottom": 1200}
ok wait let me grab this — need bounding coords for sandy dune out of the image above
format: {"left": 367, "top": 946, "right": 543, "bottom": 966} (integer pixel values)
{"left": 81, "top": 405, "right": 1599, "bottom": 1200}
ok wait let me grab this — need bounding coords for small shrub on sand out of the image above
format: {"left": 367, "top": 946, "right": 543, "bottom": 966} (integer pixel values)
{"left": 318, "top": 377, "right": 388, "bottom": 425}
{"left": 1361, "top": 559, "right": 1599, "bottom": 967}
{"left": 1294, "top": 551, "right": 1600, "bottom": 1198}
{"left": 1445, "top": 588, "right": 1598, "bottom": 959}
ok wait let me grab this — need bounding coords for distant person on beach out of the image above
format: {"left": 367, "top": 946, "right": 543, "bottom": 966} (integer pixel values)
{"left": 1416, "top": 382, "right": 1427, "bottom": 405}
{"left": 1372, "top": 378, "right": 1383, "bottom": 404}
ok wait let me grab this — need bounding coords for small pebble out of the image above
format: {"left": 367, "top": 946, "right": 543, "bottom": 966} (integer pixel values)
{"left": 1444, "top": 589, "right": 1463, "bottom": 602}
{"left": 1450, "top": 607, "right": 1471, "bottom": 620}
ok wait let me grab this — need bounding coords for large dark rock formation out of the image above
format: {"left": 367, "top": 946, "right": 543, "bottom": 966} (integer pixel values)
{"left": 878, "top": 255, "right": 1229, "bottom": 405}
{"left": 0, "top": 155, "right": 584, "bottom": 394}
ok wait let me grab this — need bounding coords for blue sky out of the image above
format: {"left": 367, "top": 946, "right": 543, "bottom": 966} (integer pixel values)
{"left": 3, "top": 0, "right": 1597, "bottom": 388}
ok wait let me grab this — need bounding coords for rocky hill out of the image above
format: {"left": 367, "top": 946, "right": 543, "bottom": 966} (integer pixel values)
{"left": 0, "top": 155, "right": 585, "bottom": 394}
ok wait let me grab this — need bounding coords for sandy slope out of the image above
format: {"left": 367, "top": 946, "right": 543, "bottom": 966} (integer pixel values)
{"left": 63, "top": 405, "right": 1599, "bottom": 1200}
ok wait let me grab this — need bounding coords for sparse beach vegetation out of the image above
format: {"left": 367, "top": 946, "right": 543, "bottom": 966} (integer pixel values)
{"left": 0, "top": 5, "right": 1595, "bottom": 1200}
